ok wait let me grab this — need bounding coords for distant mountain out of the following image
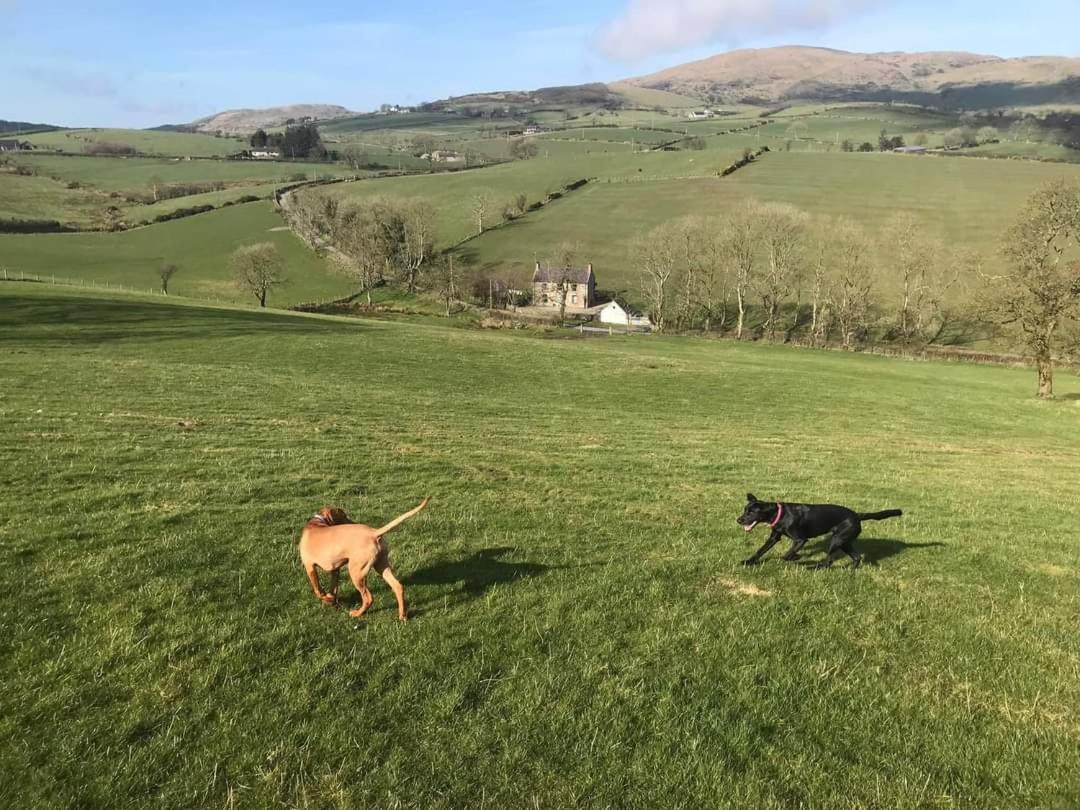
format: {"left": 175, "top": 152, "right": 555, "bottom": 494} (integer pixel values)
{"left": 434, "top": 83, "right": 623, "bottom": 109}
{"left": 0, "top": 119, "right": 62, "bottom": 134}
{"left": 188, "top": 104, "right": 355, "bottom": 134}
{"left": 625, "top": 46, "right": 1080, "bottom": 108}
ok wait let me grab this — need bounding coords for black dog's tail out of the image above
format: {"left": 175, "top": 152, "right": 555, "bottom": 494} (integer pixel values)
{"left": 859, "top": 509, "right": 903, "bottom": 521}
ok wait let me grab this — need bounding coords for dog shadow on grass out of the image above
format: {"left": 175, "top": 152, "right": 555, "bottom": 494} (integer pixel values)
{"left": 403, "top": 547, "right": 550, "bottom": 614}
{"left": 793, "top": 538, "right": 946, "bottom": 567}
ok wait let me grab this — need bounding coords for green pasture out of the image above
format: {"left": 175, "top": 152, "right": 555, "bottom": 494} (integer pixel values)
{"left": 0, "top": 172, "right": 107, "bottom": 225}
{"left": 320, "top": 146, "right": 749, "bottom": 247}
{"left": 0, "top": 203, "right": 349, "bottom": 305}
{"left": 961, "top": 141, "right": 1080, "bottom": 163}
{"left": 1, "top": 283, "right": 1078, "bottom": 808}
{"left": 123, "top": 185, "right": 273, "bottom": 225}
{"left": 21, "top": 128, "right": 247, "bottom": 157}
{"left": 9, "top": 154, "right": 351, "bottom": 194}
{"left": 453, "top": 150, "right": 1080, "bottom": 292}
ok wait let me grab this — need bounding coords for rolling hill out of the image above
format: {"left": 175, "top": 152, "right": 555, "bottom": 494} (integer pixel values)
{"left": 626, "top": 46, "right": 1080, "bottom": 108}
{"left": 189, "top": 104, "right": 356, "bottom": 134}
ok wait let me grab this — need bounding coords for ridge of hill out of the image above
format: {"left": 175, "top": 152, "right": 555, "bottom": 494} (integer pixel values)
{"left": 626, "top": 45, "right": 1080, "bottom": 108}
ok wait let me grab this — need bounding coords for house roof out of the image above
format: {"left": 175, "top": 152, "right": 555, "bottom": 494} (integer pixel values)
{"left": 532, "top": 263, "right": 593, "bottom": 284}
{"left": 0, "top": 139, "right": 25, "bottom": 149}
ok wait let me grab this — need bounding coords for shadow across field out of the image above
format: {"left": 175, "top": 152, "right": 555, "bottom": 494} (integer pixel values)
{"left": 406, "top": 547, "right": 550, "bottom": 607}
{"left": 793, "top": 537, "right": 945, "bottom": 567}
{"left": 0, "top": 292, "right": 363, "bottom": 345}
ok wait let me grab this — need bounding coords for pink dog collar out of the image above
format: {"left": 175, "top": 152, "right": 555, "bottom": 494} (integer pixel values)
{"left": 768, "top": 503, "right": 784, "bottom": 528}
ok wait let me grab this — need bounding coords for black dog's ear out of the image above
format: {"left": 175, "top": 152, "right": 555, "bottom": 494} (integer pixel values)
{"left": 746, "top": 492, "right": 757, "bottom": 502}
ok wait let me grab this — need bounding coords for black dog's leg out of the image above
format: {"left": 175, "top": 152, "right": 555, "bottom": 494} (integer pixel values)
{"left": 781, "top": 535, "right": 808, "bottom": 562}
{"left": 816, "top": 520, "right": 861, "bottom": 569}
{"left": 744, "top": 530, "right": 782, "bottom": 566}
{"left": 841, "top": 537, "right": 862, "bottom": 569}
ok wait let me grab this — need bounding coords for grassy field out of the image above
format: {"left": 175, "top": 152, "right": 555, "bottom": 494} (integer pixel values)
{"left": 0, "top": 172, "right": 107, "bottom": 225}
{"left": 1, "top": 283, "right": 1079, "bottom": 808}
{"left": 0, "top": 203, "right": 350, "bottom": 304}
{"left": 320, "top": 146, "right": 750, "bottom": 247}
{"left": 456, "top": 150, "right": 1080, "bottom": 290}
{"left": 21, "top": 128, "right": 248, "bottom": 157}
{"left": 9, "top": 154, "right": 352, "bottom": 193}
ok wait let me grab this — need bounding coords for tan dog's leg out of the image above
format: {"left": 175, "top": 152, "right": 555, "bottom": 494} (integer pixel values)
{"left": 305, "top": 564, "right": 336, "bottom": 605}
{"left": 374, "top": 556, "right": 407, "bottom": 622}
{"left": 347, "top": 563, "right": 375, "bottom": 618}
{"left": 327, "top": 569, "right": 340, "bottom": 605}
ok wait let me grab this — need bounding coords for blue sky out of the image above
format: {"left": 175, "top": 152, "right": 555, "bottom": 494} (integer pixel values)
{"left": 2, "top": 0, "right": 1077, "bottom": 128}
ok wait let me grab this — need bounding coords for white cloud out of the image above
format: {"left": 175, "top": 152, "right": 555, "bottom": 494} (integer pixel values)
{"left": 598, "top": 0, "right": 884, "bottom": 61}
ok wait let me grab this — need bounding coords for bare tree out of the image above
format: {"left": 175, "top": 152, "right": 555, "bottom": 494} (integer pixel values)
{"left": 157, "top": 262, "right": 179, "bottom": 295}
{"left": 341, "top": 144, "right": 370, "bottom": 172}
{"left": 399, "top": 199, "right": 435, "bottom": 293}
{"left": 980, "top": 180, "right": 1080, "bottom": 398}
{"left": 329, "top": 199, "right": 395, "bottom": 305}
{"left": 431, "top": 254, "right": 459, "bottom": 317}
{"left": 695, "top": 220, "right": 730, "bottom": 332}
{"left": 754, "top": 203, "right": 808, "bottom": 340}
{"left": 637, "top": 223, "right": 681, "bottom": 333}
{"left": 471, "top": 190, "right": 493, "bottom": 236}
{"left": 718, "top": 200, "right": 760, "bottom": 339}
{"left": 883, "top": 215, "right": 937, "bottom": 342}
{"left": 509, "top": 138, "right": 539, "bottom": 160}
{"left": 806, "top": 227, "right": 833, "bottom": 346}
{"left": 230, "top": 243, "right": 286, "bottom": 307}
{"left": 148, "top": 175, "right": 164, "bottom": 203}
{"left": 829, "top": 220, "right": 876, "bottom": 350}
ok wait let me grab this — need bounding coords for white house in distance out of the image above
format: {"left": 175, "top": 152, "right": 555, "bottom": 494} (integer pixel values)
{"left": 249, "top": 147, "right": 281, "bottom": 158}
{"left": 597, "top": 300, "right": 654, "bottom": 331}
{"left": 687, "top": 110, "right": 715, "bottom": 120}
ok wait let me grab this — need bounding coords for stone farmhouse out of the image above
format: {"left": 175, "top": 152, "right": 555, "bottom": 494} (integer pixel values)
{"left": 531, "top": 262, "right": 595, "bottom": 310}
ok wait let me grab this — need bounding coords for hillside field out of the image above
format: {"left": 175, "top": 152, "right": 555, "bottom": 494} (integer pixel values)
{"left": 350, "top": 149, "right": 1080, "bottom": 292}
{"left": 21, "top": 128, "right": 248, "bottom": 157}
{"left": 0, "top": 203, "right": 350, "bottom": 305}
{"left": 1, "top": 284, "right": 1078, "bottom": 807}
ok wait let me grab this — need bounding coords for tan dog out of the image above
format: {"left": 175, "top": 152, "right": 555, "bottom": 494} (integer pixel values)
{"left": 299, "top": 498, "right": 430, "bottom": 620}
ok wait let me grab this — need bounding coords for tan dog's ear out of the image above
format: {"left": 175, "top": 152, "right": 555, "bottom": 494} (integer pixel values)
{"left": 320, "top": 506, "right": 351, "bottom": 525}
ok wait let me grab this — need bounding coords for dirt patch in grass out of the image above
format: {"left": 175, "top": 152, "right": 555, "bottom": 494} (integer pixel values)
{"left": 713, "top": 577, "right": 772, "bottom": 597}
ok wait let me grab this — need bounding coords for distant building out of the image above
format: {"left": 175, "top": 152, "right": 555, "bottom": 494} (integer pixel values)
{"left": 0, "top": 139, "right": 31, "bottom": 152}
{"left": 597, "top": 299, "right": 653, "bottom": 330}
{"left": 687, "top": 110, "right": 714, "bottom": 120}
{"left": 423, "top": 150, "right": 463, "bottom": 163}
{"left": 532, "top": 262, "right": 596, "bottom": 310}
{"left": 249, "top": 147, "right": 281, "bottom": 159}
{"left": 894, "top": 145, "right": 928, "bottom": 154}
{"left": 523, "top": 125, "right": 543, "bottom": 136}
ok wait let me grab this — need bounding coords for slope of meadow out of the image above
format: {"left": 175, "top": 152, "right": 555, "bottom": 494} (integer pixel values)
{"left": 21, "top": 128, "right": 247, "bottom": 157}
{"left": 318, "top": 146, "right": 750, "bottom": 247}
{"left": 1, "top": 284, "right": 1078, "bottom": 808}
{"left": 458, "top": 150, "right": 1080, "bottom": 290}
{"left": 0, "top": 203, "right": 349, "bottom": 304}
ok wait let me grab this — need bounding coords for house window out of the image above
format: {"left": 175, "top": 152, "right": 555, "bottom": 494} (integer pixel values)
{"left": 572, "top": 295, "right": 578, "bottom": 304}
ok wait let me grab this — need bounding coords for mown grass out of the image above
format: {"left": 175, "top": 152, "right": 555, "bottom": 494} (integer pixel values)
{"left": 1, "top": 284, "right": 1078, "bottom": 808}
{"left": 0, "top": 203, "right": 351, "bottom": 304}
{"left": 20, "top": 128, "right": 248, "bottom": 157}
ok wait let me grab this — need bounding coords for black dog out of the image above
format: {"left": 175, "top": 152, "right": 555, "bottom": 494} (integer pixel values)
{"left": 736, "top": 493, "right": 902, "bottom": 568}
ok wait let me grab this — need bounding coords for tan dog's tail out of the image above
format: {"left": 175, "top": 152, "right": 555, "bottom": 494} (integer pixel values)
{"left": 375, "top": 497, "right": 430, "bottom": 537}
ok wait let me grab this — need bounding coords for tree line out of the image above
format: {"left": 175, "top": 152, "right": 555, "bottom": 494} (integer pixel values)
{"left": 635, "top": 183, "right": 1080, "bottom": 398}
